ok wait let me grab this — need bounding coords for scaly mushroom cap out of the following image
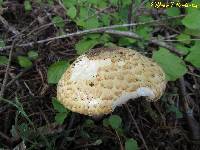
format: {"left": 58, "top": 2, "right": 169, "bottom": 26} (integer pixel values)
{"left": 57, "top": 47, "right": 167, "bottom": 116}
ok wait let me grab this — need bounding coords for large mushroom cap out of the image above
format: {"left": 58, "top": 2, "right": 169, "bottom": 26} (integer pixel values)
{"left": 57, "top": 47, "right": 167, "bottom": 116}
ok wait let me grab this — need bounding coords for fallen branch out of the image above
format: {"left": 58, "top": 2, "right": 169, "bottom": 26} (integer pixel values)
{"left": 0, "top": 15, "right": 185, "bottom": 52}
{"left": 105, "top": 30, "right": 185, "bottom": 56}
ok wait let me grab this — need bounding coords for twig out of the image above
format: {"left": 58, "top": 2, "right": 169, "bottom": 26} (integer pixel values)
{"left": 150, "top": 39, "right": 184, "bottom": 56}
{"left": 125, "top": 104, "right": 149, "bottom": 150}
{"left": 179, "top": 77, "right": 200, "bottom": 140}
{"left": 115, "top": 130, "right": 124, "bottom": 150}
{"left": 5, "top": 68, "right": 31, "bottom": 88}
{"left": 0, "top": 130, "right": 12, "bottom": 142}
{"left": 0, "top": 15, "right": 20, "bottom": 36}
{"left": 0, "top": 40, "right": 16, "bottom": 97}
{"left": 105, "top": 30, "right": 185, "bottom": 56}
{"left": 0, "top": 15, "right": 185, "bottom": 52}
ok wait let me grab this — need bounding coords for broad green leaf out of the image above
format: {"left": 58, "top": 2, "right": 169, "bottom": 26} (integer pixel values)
{"left": 52, "top": 97, "right": 68, "bottom": 113}
{"left": 79, "top": 7, "right": 88, "bottom": 19}
{"left": 0, "top": 0, "right": 3, "bottom": 5}
{"left": 55, "top": 112, "right": 68, "bottom": 124}
{"left": 182, "top": 9, "right": 200, "bottom": 29}
{"left": 28, "top": 51, "right": 38, "bottom": 60}
{"left": 85, "top": 34, "right": 101, "bottom": 39}
{"left": 125, "top": 138, "right": 138, "bottom": 150}
{"left": 138, "top": 15, "right": 153, "bottom": 22}
{"left": 87, "top": 0, "right": 98, "bottom": 5}
{"left": 99, "top": 34, "right": 111, "bottom": 43}
{"left": 136, "top": 26, "right": 152, "bottom": 40}
{"left": 0, "top": 40, "right": 5, "bottom": 47}
{"left": 17, "top": 56, "right": 32, "bottom": 68}
{"left": 47, "top": 60, "right": 69, "bottom": 84}
{"left": 118, "top": 37, "right": 136, "bottom": 46}
{"left": 67, "top": 6, "right": 77, "bottom": 19}
{"left": 175, "top": 44, "right": 189, "bottom": 55}
{"left": 63, "top": 0, "right": 76, "bottom": 8}
{"left": 84, "top": 18, "right": 99, "bottom": 29}
{"left": 17, "top": 123, "right": 30, "bottom": 140}
{"left": 108, "top": 115, "right": 122, "bottom": 129}
{"left": 76, "top": 19, "right": 85, "bottom": 27}
{"left": 101, "top": 14, "right": 110, "bottom": 26}
{"left": 24, "top": 0, "right": 32, "bottom": 11}
{"left": 185, "top": 41, "right": 200, "bottom": 67}
{"left": 152, "top": 48, "right": 187, "bottom": 81}
{"left": 110, "top": 0, "right": 118, "bottom": 5}
{"left": 52, "top": 16, "right": 65, "bottom": 28}
{"left": 166, "top": 7, "right": 180, "bottom": 17}
{"left": 176, "top": 34, "right": 191, "bottom": 44}
{"left": 47, "top": 0, "right": 54, "bottom": 5}
{"left": 122, "top": 0, "right": 132, "bottom": 6}
{"left": 0, "top": 56, "right": 8, "bottom": 65}
{"left": 75, "top": 39, "right": 99, "bottom": 55}
{"left": 97, "top": 0, "right": 107, "bottom": 8}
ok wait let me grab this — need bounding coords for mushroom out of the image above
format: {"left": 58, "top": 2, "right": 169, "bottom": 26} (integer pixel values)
{"left": 57, "top": 47, "right": 167, "bottom": 116}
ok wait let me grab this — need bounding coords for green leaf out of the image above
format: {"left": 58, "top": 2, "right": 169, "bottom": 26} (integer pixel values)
{"left": 67, "top": 6, "right": 77, "bottom": 19}
{"left": 152, "top": 48, "right": 187, "bottom": 81}
{"left": 118, "top": 37, "right": 136, "bottom": 46}
{"left": 122, "top": 0, "right": 132, "bottom": 6}
{"left": 63, "top": 0, "right": 76, "bottom": 8}
{"left": 138, "top": 15, "right": 153, "bottom": 22}
{"left": 84, "top": 18, "right": 99, "bottom": 29}
{"left": 47, "top": 60, "right": 69, "bottom": 84}
{"left": 87, "top": 0, "right": 98, "bottom": 5}
{"left": 136, "top": 26, "right": 152, "bottom": 40}
{"left": 0, "top": 0, "right": 3, "bottom": 5}
{"left": 110, "top": 0, "right": 118, "bottom": 5}
{"left": 125, "top": 138, "right": 138, "bottom": 150}
{"left": 55, "top": 112, "right": 68, "bottom": 124}
{"left": 17, "top": 56, "right": 32, "bottom": 68}
{"left": 185, "top": 41, "right": 200, "bottom": 67}
{"left": 176, "top": 34, "right": 191, "bottom": 44}
{"left": 0, "top": 40, "right": 5, "bottom": 47}
{"left": 182, "top": 9, "right": 200, "bottom": 29}
{"left": 28, "top": 51, "right": 38, "bottom": 60}
{"left": 75, "top": 38, "right": 99, "bottom": 55}
{"left": 79, "top": 7, "right": 88, "bottom": 19}
{"left": 47, "top": 0, "right": 54, "bottom": 5}
{"left": 166, "top": 8, "right": 180, "bottom": 17}
{"left": 52, "top": 97, "right": 68, "bottom": 113}
{"left": 0, "top": 56, "right": 8, "bottom": 65}
{"left": 108, "top": 115, "right": 122, "bottom": 129}
{"left": 175, "top": 44, "right": 189, "bottom": 55}
{"left": 52, "top": 16, "right": 65, "bottom": 28}
{"left": 24, "top": 0, "right": 32, "bottom": 11}
{"left": 101, "top": 14, "right": 110, "bottom": 26}
{"left": 18, "top": 123, "right": 30, "bottom": 140}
